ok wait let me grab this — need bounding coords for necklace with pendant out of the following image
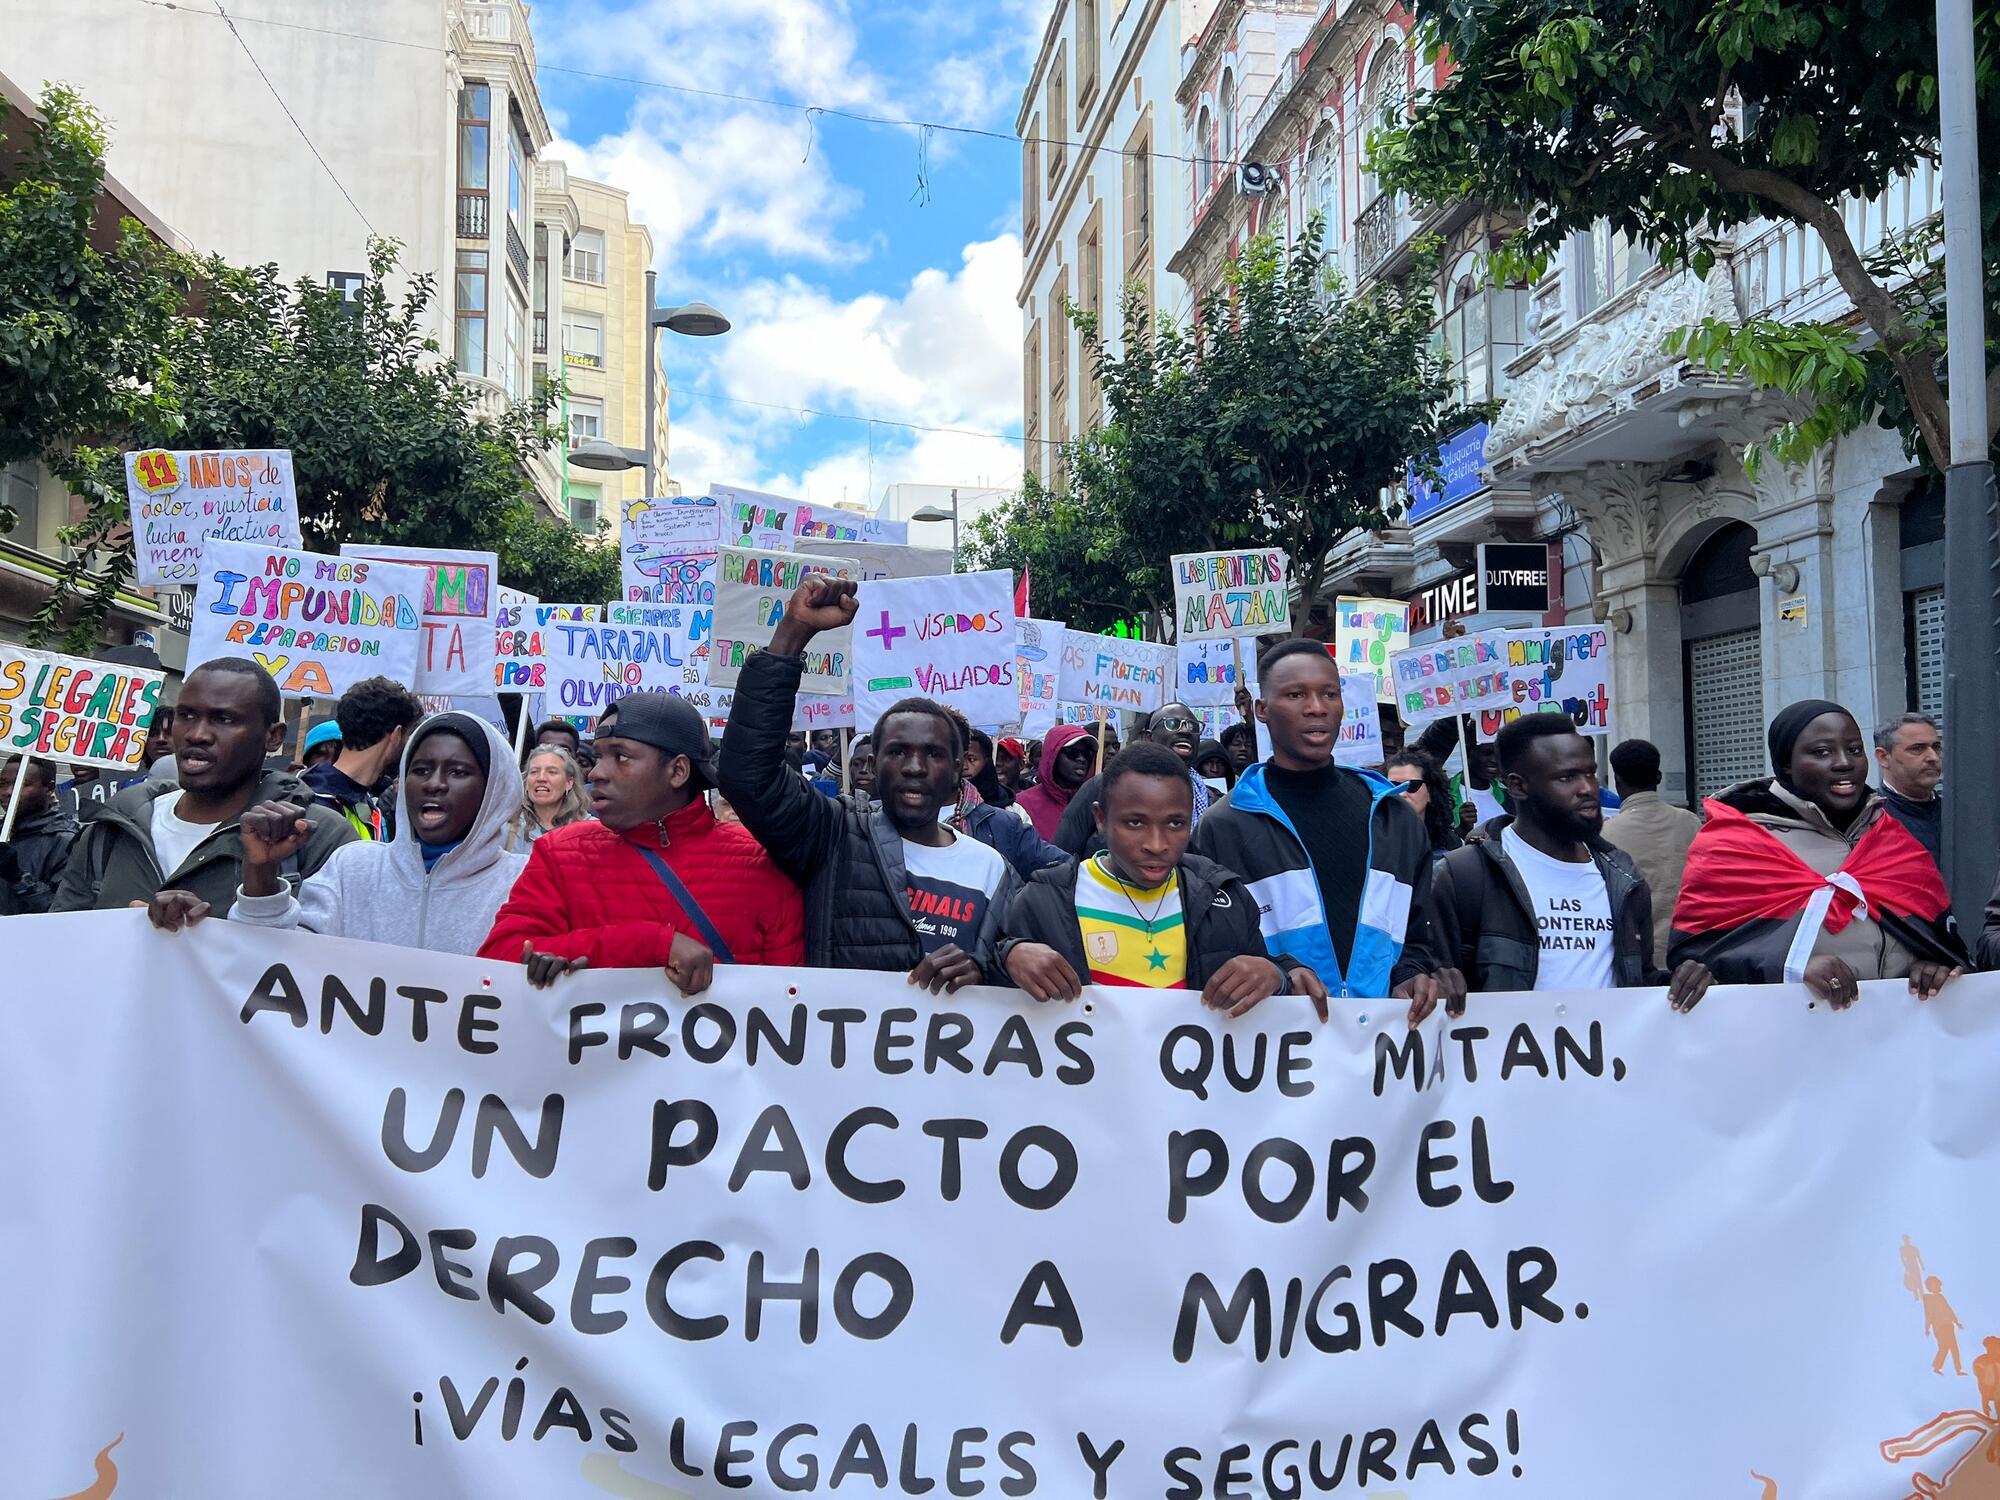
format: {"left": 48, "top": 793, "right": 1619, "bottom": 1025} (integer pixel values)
{"left": 1103, "top": 855, "right": 1171, "bottom": 935}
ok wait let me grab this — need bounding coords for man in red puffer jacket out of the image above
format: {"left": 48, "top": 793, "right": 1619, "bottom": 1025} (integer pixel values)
{"left": 480, "top": 693, "right": 803, "bottom": 992}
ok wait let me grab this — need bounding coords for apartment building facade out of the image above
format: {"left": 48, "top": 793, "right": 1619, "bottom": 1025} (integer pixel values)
{"left": 2, "top": 0, "right": 598, "bottom": 518}
{"left": 555, "top": 177, "right": 671, "bottom": 532}
{"left": 1148, "top": 0, "right": 1946, "bottom": 803}
{"left": 1018, "top": 0, "right": 1217, "bottom": 485}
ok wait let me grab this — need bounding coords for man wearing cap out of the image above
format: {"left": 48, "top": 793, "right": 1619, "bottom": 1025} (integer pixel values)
{"left": 479, "top": 691, "right": 804, "bottom": 991}
{"left": 301, "top": 720, "right": 343, "bottom": 772}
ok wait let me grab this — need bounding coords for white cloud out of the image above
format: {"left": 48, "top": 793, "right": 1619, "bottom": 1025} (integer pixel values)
{"left": 664, "top": 234, "right": 1026, "bottom": 500}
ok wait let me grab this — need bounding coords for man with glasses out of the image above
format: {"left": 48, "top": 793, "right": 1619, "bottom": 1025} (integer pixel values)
{"left": 1055, "top": 701, "right": 1212, "bottom": 858}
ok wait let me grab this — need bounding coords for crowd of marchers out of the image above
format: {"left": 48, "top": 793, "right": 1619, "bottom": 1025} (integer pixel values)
{"left": 2, "top": 577, "right": 1987, "bottom": 1020}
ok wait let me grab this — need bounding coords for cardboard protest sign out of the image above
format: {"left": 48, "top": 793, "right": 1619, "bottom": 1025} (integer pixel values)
{"left": 1175, "top": 638, "right": 1258, "bottom": 708}
{"left": 814, "top": 540, "right": 954, "bottom": 581}
{"left": 710, "top": 483, "right": 798, "bottom": 550}
{"left": 542, "top": 618, "right": 711, "bottom": 718}
{"left": 1335, "top": 596, "right": 1411, "bottom": 703}
{"left": 1171, "top": 547, "right": 1292, "bottom": 640}
{"left": 187, "top": 537, "right": 425, "bottom": 699}
{"left": 123, "top": 448, "right": 301, "bottom": 586}
{"left": 496, "top": 599, "right": 605, "bottom": 695}
{"left": 1475, "top": 625, "right": 1613, "bottom": 739}
{"left": 621, "top": 497, "right": 721, "bottom": 604}
{"left": 850, "top": 569, "right": 1017, "bottom": 728}
{"left": 0, "top": 645, "right": 164, "bottom": 771}
{"left": 1058, "top": 629, "right": 1174, "bottom": 716}
{"left": 1389, "top": 630, "right": 1512, "bottom": 726}
{"left": 1335, "top": 668, "right": 1385, "bottom": 768}
{"left": 794, "top": 502, "right": 909, "bottom": 545}
{"left": 708, "top": 546, "right": 854, "bottom": 694}
{"left": 337, "top": 545, "right": 498, "bottom": 697}
{"left": 10, "top": 914, "right": 2000, "bottom": 1496}
{"left": 793, "top": 692, "right": 855, "bottom": 734}
{"left": 601, "top": 600, "right": 711, "bottom": 699}
{"left": 1016, "top": 616, "right": 1065, "bottom": 738}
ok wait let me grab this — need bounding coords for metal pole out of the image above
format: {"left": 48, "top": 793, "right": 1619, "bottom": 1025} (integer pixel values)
{"left": 1937, "top": 0, "right": 1997, "bottom": 924}
{"left": 643, "top": 267, "right": 658, "bottom": 498}
{"left": 949, "top": 487, "right": 960, "bottom": 572}
{"left": 1, "top": 755, "right": 32, "bottom": 843}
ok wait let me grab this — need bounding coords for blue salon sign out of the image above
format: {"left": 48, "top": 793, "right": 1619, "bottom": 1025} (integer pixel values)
{"left": 1406, "top": 420, "right": 1491, "bottom": 524}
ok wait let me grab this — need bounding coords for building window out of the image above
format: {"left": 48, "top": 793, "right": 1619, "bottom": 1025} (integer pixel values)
{"left": 1219, "top": 71, "right": 1237, "bottom": 165}
{"left": 563, "top": 312, "right": 604, "bottom": 368}
{"left": 1080, "top": 210, "right": 1103, "bottom": 425}
{"left": 507, "top": 119, "right": 530, "bottom": 234}
{"left": 3, "top": 461, "right": 42, "bottom": 551}
{"left": 1049, "top": 267, "right": 1069, "bottom": 408}
{"left": 1195, "top": 106, "right": 1213, "bottom": 199}
{"left": 570, "top": 481, "right": 602, "bottom": 530}
{"left": 457, "top": 84, "right": 490, "bottom": 191}
{"left": 566, "top": 227, "right": 606, "bottom": 284}
{"left": 1024, "top": 313, "right": 1043, "bottom": 485}
{"left": 1576, "top": 222, "right": 1655, "bottom": 316}
{"left": 1304, "top": 121, "right": 1337, "bottom": 231}
{"left": 1077, "top": 0, "right": 1100, "bottom": 111}
{"left": 505, "top": 297, "right": 526, "bottom": 401}
{"left": 568, "top": 396, "right": 605, "bottom": 449}
{"left": 1432, "top": 251, "right": 1529, "bottom": 405}
{"left": 1023, "top": 117, "right": 1041, "bottom": 241}
{"left": 1360, "top": 47, "right": 1407, "bottom": 203}
{"left": 1123, "top": 116, "right": 1153, "bottom": 320}
{"left": 1048, "top": 45, "right": 1068, "bottom": 184}
{"left": 454, "top": 250, "right": 488, "bottom": 376}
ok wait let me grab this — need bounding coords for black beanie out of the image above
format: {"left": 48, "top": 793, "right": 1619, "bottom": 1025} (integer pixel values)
{"left": 1767, "top": 698, "right": 1848, "bottom": 783}
{"left": 409, "top": 712, "right": 491, "bottom": 779}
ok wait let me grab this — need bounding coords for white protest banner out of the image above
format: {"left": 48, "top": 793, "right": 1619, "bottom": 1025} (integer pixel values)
{"left": 8, "top": 912, "right": 2000, "bottom": 1499}
{"left": 1171, "top": 547, "right": 1292, "bottom": 640}
{"left": 794, "top": 691, "right": 855, "bottom": 733}
{"left": 513, "top": 604, "right": 604, "bottom": 720}
{"left": 621, "top": 497, "right": 721, "bottom": 604}
{"left": 544, "top": 617, "right": 707, "bottom": 719}
{"left": 1335, "top": 596, "right": 1412, "bottom": 703}
{"left": 598, "top": 600, "right": 713, "bottom": 705}
{"left": 1059, "top": 629, "right": 1174, "bottom": 716}
{"left": 187, "top": 537, "right": 425, "bottom": 699}
{"left": 1175, "top": 638, "right": 1258, "bottom": 708}
{"left": 708, "top": 546, "right": 854, "bottom": 694}
{"left": 851, "top": 569, "right": 1017, "bottom": 728}
{"left": 1474, "top": 625, "right": 1613, "bottom": 740}
{"left": 814, "top": 540, "right": 954, "bottom": 581}
{"left": 123, "top": 447, "right": 301, "bottom": 585}
{"left": 494, "top": 587, "right": 540, "bottom": 692}
{"left": 794, "top": 502, "right": 910, "bottom": 545}
{"left": 710, "top": 483, "right": 799, "bottom": 550}
{"left": 338, "top": 544, "right": 500, "bottom": 697}
{"left": 1389, "top": 630, "right": 1513, "bottom": 726}
{"left": 0, "top": 645, "right": 164, "bottom": 771}
{"left": 1016, "top": 616, "right": 1064, "bottom": 739}
{"left": 1336, "top": 668, "right": 1385, "bottom": 768}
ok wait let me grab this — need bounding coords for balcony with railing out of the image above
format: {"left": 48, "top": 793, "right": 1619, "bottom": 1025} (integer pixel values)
{"left": 456, "top": 190, "right": 488, "bottom": 240}
{"left": 1244, "top": 45, "right": 1303, "bottom": 156}
{"left": 1731, "top": 161, "right": 1942, "bottom": 324}
{"left": 1353, "top": 191, "right": 1412, "bottom": 280}
{"left": 505, "top": 219, "right": 530, "bottom": 286}
{"left": 457, "top": 0, "right": 536, "bottom": 73}
{"left": 532, "top": 311, "right": 547, "bottom": 355}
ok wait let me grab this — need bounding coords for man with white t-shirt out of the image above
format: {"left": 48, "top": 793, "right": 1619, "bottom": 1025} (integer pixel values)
{"left": 1429, "top": 715, "right": 1713, "bottom": 1007}
{"left": 718, "top": 577, "right": 1017, "bottom": 992}
{"left": 52, "top": 658, "right": 353, "bottom": 916}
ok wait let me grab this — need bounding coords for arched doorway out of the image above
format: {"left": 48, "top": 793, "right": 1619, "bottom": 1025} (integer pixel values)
{"left": 1680, "top": 521, "right": 1764, "bottom": 801}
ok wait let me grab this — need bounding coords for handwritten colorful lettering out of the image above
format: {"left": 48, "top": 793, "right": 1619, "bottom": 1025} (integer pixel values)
{"left": 1475, "top": 626, "right": 1613, "bottom": 739}
{"left": 621, "top": 498, "right": 721, "bottom": 604}
{"left": 1171, "top": 549, "right": 1292, "bottom": 641}
{"left": 708, "top": 546, "right": 854, "bottom": 694}
{"left": 123, "top": 448, "right": 302, "bottom": 586}
{"left": 338, "top": 545, "right": 499, "bottom": 697}
{"left": 851, "top": 570, "right": 1017, "bottom": 726}
{"left": 1058, "top": 630, "right": 1174, "bottom": 715}
{"left": 1390, "top": 632, "right": 1513, "bottom": 725}
{"left": 1334, "top": 597, "right": 1412, "bottom": 703}
{"left": 0, "top": 645, "right": 164, "bottom": 771}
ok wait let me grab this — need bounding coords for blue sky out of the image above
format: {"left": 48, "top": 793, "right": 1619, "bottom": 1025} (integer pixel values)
{"left": 531, "top": 0, "right": 1047, "bottom": 506}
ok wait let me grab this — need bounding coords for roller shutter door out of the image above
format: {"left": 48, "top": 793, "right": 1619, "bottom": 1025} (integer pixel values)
{"left": 1688, "top": 627, "right": 1766, "bottom": 802}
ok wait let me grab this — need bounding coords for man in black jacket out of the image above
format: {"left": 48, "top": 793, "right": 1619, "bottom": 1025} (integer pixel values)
{"left": 717, "top": 577, "right": 1018, "bottom": 991}
{"left": 1432, "top": 714, "right": 1714, "bottom": 1008}
{"left": 0, "top": 757, "right": 78, "bottom": 914}
{"left": 1002, "top": 743, "right": 1328, "bottom": 1017}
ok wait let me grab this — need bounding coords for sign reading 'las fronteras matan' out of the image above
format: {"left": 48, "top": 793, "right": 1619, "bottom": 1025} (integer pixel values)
{"left": 1171, "top": 549, "right": 1292, "bottom": 640}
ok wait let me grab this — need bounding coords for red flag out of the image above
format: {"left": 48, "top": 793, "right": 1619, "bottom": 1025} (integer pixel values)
{"left": 1672, "top": 799, "right": 1950, "bottom": 935}
{"left": 1014, "top": 567, "right": 1031, "bottom": 618}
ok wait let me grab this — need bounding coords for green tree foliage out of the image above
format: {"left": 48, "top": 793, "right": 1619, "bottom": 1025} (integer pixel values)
{"left": 966, "top": 220, "right": 1459, "bottom": 634}
{"left": 2, "top": 83, "right": 616, "bottom": 650}
{"left": 1376, "top": 0, "right": 1999, "bottom": 471}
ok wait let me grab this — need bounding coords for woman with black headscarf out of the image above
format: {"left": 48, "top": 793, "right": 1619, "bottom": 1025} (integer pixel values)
{"left": 1668, "top": 699, "right": 1966, "bottom": 1004}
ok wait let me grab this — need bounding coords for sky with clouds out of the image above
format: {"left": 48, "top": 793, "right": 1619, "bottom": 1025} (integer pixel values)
{"left": 532, "top": 0, "right": 1047, "bottom": 507}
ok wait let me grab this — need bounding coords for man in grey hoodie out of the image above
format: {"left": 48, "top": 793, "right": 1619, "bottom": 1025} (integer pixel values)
{"left": 147, "top": 712, "right": 527, "bottom": 956}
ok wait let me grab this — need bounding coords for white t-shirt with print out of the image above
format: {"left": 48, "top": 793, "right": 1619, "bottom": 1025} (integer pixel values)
{"left": 1501, "top": 826, "right": 1616, "bottom": 991}
{"left": 902, "top": 828, "right": 1006, "bottom": 955}
{"left": 150, "top": 792, "right": 222, "bottom": 881}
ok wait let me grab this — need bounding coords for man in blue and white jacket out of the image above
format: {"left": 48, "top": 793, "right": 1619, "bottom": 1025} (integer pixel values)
{"left": 1191, "top": 638, "right": 1452, "bottom": 1026}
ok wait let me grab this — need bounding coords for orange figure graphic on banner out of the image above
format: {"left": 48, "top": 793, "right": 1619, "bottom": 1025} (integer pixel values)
{"left": 51, "top": 1435, "right": 122, "bottom": 1500}
{"left": 1906, "top": 1235, "right": 1930, "bottom": 1307}
{"left": 1976, "top": 1338, "right": 2000, "bottom": 1420}
{"left": 1751, "top": 1471, "right": 1779, "bottom": 1499}
{"left": 1928, "top": 1277, "right": 1970, "bottom": 1376}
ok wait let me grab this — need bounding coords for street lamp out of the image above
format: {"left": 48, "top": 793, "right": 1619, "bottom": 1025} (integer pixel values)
{"left": 911, "top": 488, "right": 960, "bottom": 571}
{"left": 644, "top": 269, "right": 730, "bottom": 497}
{"left": 566, "top": 438, "right": 647, "bottom": 472}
